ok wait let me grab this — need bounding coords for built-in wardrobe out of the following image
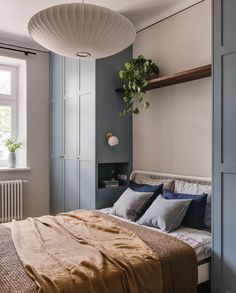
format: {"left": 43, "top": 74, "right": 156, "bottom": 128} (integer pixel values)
{"left": 50, "top": 48, "right": 132, "bottom": 215}
{"left": 213, "top": 0, "right": 236, "bottom": 292}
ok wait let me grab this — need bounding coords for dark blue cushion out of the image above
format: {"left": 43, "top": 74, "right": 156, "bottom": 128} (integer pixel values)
{"left": 129, "top": 180, "right": 163, "bottom": 193}
{"left": 163, "top": 190, "right": 207, "bottom": 229}
{"left": 129, "top": 180, "right": 163, "bottom": 215}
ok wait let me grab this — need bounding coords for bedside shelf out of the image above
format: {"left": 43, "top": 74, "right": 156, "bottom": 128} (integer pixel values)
{"left": 115, "top": 64, "right": 211, "bottom": 92}
{"left": 97, "top": 162, "right": 129, "bottom": 189}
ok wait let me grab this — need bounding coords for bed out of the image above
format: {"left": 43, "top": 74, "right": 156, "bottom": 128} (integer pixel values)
{"left": 0, "top": 170, "right": 211, "bottom": 293}
{"left": 129, "top": 170, "right": 212, "bottom": 288}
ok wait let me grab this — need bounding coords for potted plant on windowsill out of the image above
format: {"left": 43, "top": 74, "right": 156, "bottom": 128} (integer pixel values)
{"left": 5, "top": 138, "right": 22, "bottom": 168}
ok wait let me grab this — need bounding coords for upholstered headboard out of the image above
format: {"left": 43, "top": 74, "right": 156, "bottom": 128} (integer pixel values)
{"left": 130, "top": 170, "right": 211, "bottom": 186}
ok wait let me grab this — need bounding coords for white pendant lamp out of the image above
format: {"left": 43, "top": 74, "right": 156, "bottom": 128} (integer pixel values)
{"left": 28, "top": 2, "right": 136, "bottom": 59}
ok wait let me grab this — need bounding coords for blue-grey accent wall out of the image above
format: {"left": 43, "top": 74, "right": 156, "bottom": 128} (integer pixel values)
{"left": 213, "top": 1, "right": 236, "bottom": 292}
{"left": 95, "top": 46, "right": 133, "bottom": 208}
{"left": 96, "top": 46, "right": 133, "bottom": 164}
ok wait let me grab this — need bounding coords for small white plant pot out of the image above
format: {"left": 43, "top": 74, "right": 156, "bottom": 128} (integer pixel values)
{"left": 8, "top": 152, "right": 16, "bottom": 168}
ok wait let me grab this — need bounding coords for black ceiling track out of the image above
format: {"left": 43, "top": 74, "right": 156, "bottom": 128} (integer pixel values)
{"left": 0, "top": 45, "right": 36, "bottom": 55}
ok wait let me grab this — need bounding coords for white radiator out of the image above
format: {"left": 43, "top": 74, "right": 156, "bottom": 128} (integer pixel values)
{"left": 0, "top": 180, "right": 24, "bottom": 223}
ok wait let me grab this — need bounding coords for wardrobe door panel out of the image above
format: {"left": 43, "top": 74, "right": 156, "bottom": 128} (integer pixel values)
{"left": 64, "top": 58, "right": 78, "bottom": 97}
{"left": 51, "top": 101, "right": 62, "bottom": 155}
{"left": 213, "top": 0, "right": 236, "bottom": 292}
{"left": 222, "top": 53, "right": 236, "bottom": 164}
{"left": 222, "top": 0, "right": 236, "bottom": 46}
{"left": 63, "top": 58, "right": 78, "bottom": 211}
{"left": 79, "top": 92, "right": 95, "bottom": 160}
{"left": 51, "top": 53, "right": 63, "bottom": 101}
{"left": 78, "top": 60, "right": 95, "bottom": 210}
{"left": 50, "top": 158, "right": 63, "bottom": 215}
{"left": 79, "top": 160, "right": 95, "bottom": 210}
{"left": 221, "top": 174, "right": 236, "bottom": 292}
{"left": 64, "top": 98, "right": 77, "bottom": 157}
{"left": 64, "top": 159, "right": 78, "bottom": 212}
{"left": 50, "top": 53, "right": 64, "bottom": 215}
{"left": 79, "top": 59, "right": 95, "bottom": 92}
{"left": 50, "top": 53, "right": 63, "bottom": 156}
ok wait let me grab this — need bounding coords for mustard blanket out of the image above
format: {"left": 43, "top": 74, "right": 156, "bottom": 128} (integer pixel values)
{"left": 11, "top": 210, "right": 163, "bottom": 293}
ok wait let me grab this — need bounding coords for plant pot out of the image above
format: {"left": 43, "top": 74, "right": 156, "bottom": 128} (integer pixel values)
{"left": 8, "top": 152, "right": 16, "bottom": 168}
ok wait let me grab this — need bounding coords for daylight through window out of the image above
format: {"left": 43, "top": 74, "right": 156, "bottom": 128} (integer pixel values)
{"left": 0, "top": 65, "right": 17, "bottom": 163}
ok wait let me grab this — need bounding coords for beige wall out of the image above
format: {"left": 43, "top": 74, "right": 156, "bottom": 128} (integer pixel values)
{"left": 133, "top": 0, "right": 212, "bottom": 177}
{"left": 0, "top": 47, "right": 49, "bottom": 218}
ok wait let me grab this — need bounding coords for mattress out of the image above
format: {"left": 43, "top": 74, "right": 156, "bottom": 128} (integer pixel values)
{"left": 100, "top": 208, "right": 211, "bottom": 284}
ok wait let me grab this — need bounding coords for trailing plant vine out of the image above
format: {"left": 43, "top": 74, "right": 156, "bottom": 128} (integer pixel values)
{"left": 118, "top": 55, "right": 159, "bottom": 116}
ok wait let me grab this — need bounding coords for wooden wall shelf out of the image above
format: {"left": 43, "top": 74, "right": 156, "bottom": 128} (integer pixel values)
{"left": 115, "top": 64, "right": 211, "bottom": 92}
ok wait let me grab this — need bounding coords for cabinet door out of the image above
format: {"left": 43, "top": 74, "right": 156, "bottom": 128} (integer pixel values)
{"left": 50, "top": 158, "right": 63, "bottom": 215}
{"left": 213, "top": 1, "right": 236, "bottom": 292}
{"left": 78, "top": 60, "right": 96, "bottom": 210}
{"left": 63, "top": 58, "right": 78, "bottom": 212}
{"left": 50, "top": 53, "right": 64, "bottom": 214}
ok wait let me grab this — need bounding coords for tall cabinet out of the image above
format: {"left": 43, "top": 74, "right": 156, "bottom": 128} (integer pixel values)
{"left": 50, "top": 47, "right": 132, "bottom": 214}
{"left": 50, "top": 55, "right": 96, "bottom": 214}
{"left": 213, "top": 1, "right": 236, "bottom": 292}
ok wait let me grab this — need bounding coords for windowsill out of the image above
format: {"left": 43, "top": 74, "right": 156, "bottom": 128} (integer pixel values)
{"left": 0, "top": 167, "right": 31, "bottom": 172}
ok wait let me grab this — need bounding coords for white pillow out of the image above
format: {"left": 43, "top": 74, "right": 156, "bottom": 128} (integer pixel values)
{"left": 174, "top": 179, "right": 212, "bottom": 228}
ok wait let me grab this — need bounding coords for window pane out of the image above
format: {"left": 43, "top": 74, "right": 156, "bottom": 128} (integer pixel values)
{"left": 0, "top": 70, "right": 11, "bottom": 95}
{"left": 0, "top": 105, "right": 11, "bottom": 159}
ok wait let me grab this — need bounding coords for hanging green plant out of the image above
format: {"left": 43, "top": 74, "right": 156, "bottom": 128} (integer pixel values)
{"left": 118, "top": 55, "right": 159, "bottom": 116}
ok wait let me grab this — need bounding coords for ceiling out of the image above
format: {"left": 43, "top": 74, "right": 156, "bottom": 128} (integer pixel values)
{"left": 0, "top": 0, "right": 203, "bottom": 50}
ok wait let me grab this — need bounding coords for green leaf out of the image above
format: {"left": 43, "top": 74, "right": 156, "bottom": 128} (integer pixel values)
{"left": 133, "top": 107, "right": 139, "bottom": 114}
{"left": 123, "top": 96, "right": 130, "bottom": 103}
{"left": 119, "top": 71, "right": 124, "bottom": 79}
{"left": 138, "top": 96, "right": 143, "bottom": 103}
{"left": 124, "top": 62, "right": 131, "bottom": 70}
{"left": 144, "top": 101, "right": 150, "bottom": 109}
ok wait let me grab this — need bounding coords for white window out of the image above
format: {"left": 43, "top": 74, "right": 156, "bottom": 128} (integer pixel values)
{"left": 0, "top": 65, "right": 17, "bottom": 164}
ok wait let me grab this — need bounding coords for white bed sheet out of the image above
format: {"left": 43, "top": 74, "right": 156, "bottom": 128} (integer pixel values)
{"left": 100, "top": 208, "right": 211, "bottom": 263}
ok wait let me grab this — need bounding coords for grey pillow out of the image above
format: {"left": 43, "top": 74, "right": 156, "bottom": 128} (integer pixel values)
{"left": 138, "top": 195, "right": 192, "bottom": 232}
{"left": 111, "top": 187, "right": 154, "bottom": 221}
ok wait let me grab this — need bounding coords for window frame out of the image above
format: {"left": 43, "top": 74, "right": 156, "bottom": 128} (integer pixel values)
{"left": 0, "top": 65, "right": 18, "bottom": 166}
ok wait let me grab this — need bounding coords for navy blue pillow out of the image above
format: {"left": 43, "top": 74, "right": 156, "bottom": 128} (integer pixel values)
{"left": 129, "top": 180, "right": 163, "bottom": 193}
{"left": 129, "top": 180, "right": 163, "bottom": 215}
{"left": 163, "top": 190, "right": 207, "bottom": 229}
